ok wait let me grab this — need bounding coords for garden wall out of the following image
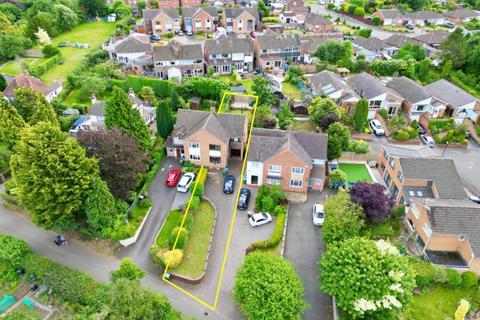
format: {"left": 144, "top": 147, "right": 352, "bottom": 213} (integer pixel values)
{"left": 119, "top": 206, "right": 152, "bottom": 247}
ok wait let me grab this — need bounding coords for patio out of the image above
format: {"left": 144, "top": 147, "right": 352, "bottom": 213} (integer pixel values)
{"left": 425, "top": 250, "right": 469, "bottom": 268}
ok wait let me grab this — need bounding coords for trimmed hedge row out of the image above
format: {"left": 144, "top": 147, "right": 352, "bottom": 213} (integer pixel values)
{"left": 110, "top": 76, "right": 175, "bottom": 98}
{"left": 251, "top": 213, "right": 286, "bottom": 249}
{"left": 28, "top": 54, "right": 64, "bottom": 77}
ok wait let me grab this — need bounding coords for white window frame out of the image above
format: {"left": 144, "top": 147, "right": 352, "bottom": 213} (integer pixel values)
{"left": 411, "top": 203, "right": 420, "bottom": 219}
{"left": 291, "top": 167, "right": 305, "bottom": 175}
{"left": 423, "top": 223, "right": 432, "bottom": 237}
{"left": 268, "top": 164, "right": 281, "bottom": 173}
{"left": 189, "top": 154, "right": 201, "bottom": 161}
{"left": 290, "top": 179, "right": 303, "bottom": 188}
{"left": 267, "top": 178, "right": 281, "bottom": 185}
{"left": 189, "top": 142, "right": 200, "bottom": 148}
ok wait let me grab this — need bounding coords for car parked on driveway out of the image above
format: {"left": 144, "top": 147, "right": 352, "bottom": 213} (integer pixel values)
{"left": 249, "top": 212, "right": 273, "bottom": 228}
{"left": 369, "top": 119, "right": 385, "bottom": 136}
{"left": 468, "top": 194, "right": 480, "bottom": 204}
{"left": 165, "top": 168, "right": 181, "bottom": 187}
{"left": 177, "top": 172, "right": 195, "bottom": 192}
{"left": 417, "top": 123, "right": 426, "bottom": 135}
{"left": 150, "top": 33, "right": 161, "bottom": 41}
{"left": 420, "top": 134, "right": 435, "bottom": 147}
{"left": 223, "top": 175, "right": 235, "bottom": 194}
{"left": 312, "top": 203, "right": 324, "bottom": 226}
{"left": 237, "top": 188, "right": 251, "bottom": 210}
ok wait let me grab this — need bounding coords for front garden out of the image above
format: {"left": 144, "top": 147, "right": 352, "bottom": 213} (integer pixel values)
{"left": 385, "top": 111, "right": 419, "bottom": 142}
{"left": 429, "top": 118, "right": 468, "bottom": 145}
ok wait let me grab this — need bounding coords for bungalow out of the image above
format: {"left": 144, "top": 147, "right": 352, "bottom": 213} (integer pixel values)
{"left": 166, "top": 109, "right": 248, "bottom": 169}
{"left": 142, "top": 8, "right": 181, "bottom": 35}
{"left": 304, "top": 13, "right": 334, "bottom": 32}
{"left": 405, "top": 10, "right": 445, "bottom": 26}
{"left": 424, "top": 79, "right": 480, "bottom": 124}
{"left": 384, "top": 34, "right": 417, "bottom": 51}
{"left": 386, "top": 76, "right": 433, "bottom": 121}
{"left": 254, "top": 32, "right": 301, "bottom": 71}
{"left": 347, "top": 72, "right": 402, "bottom": 119}
{"left": 405, "top": 198, "right": 480, "bottom": 275}
{"left": 153, "top": 42, "right": 204, "bottom": 80}
{"left": 306, "top": 70, "right": 359, "bottom": 110}
{"left": 183, "top": 7, "right": 218, "bottom": 34}
{"left": 204, "top": 35, "right": 254, "bottom": 75}
{"left": 246, "top": 128, "right": 328, "bottom": 194}
{"left": 352, "top": 36, "right": 398, "bottom": 58}
{"left": 445, "top": 8, "right": 479, "bottom": 24}
{"left": 222, "top": 8, "right": 259, "bottom": 34}
{"left": 413, "top": 30, "right": 449, "bottom": 48}
{"left": 2, "top": 72, "right": 63, "bottom": 103}
{"left": 372, "top": 9, "right": 404, "bottom": 26}
{"left": 103, "top": 33, "right": 153, "bottom": 74}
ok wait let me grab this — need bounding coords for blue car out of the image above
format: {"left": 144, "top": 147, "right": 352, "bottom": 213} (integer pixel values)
{"left": 223, "top": 175, "right": 235, "bottom": 194}
{"left": 237, "top": 188, "right": 251, "bottom": 210}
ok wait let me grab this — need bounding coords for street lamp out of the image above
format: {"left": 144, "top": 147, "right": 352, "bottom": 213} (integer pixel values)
{"left": 442, "top": 141, "right": 449, "bottom": 157}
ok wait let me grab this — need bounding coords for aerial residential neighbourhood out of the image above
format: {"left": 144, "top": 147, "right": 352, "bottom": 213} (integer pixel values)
{"left": 1, "top": 0, "right": 480, "bottom": 319}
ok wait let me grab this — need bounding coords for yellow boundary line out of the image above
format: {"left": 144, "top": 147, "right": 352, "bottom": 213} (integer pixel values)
{"left": 161, "top": 91, "right": 259, "bottom": 311}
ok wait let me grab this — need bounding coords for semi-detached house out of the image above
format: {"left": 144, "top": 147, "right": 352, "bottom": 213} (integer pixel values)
{"left": 153, "top": 42, "right": 204, "bottom": 80}
{"left": 222, "top": 8, "right": 259, "bottom": 34}
{"left": 254, "top": 33, "right": 301, "bottom": 71}
{"left": 183, "top": 7, "right": 218, "bottom": 34}
{"left": 246, "top": 128, "right": 328, "bottom": 194}
{"left": 142, "top": 8, "right": 181, "bottom": 35}
{"left": 204, "top": 35, "right": 254, "bottom": 75}
{"left": 103, "top": 33, "right": 153, "bottom": 74}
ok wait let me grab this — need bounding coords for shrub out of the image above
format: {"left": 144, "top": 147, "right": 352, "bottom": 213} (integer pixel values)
{"left": 262, "top": 16, "right": 281, "bottom": 23}
{"left": 110, "top": 76, "right": 175, "bottom": 98}
{"left": 446, "top": 268, "right": 462, "bottom": 288}
{"left": 189, "top": 196, "right": 200, "bottom": 212}
{"left": 347, "top": 4, "right": 357, "bottom": 13}
{"left": 28, "top": 54, "right": 63, "bottom": 77}
{"left": 0, "top": 146, "right": 12, "bottom": 176}
{"left": 433, "top": 266, "right": 448, "bottom": 284}
{"left": 330, "top": 169, "right": 347, "bottom": 184}
{"left": 0, "top": 234, "right": 31, "bottom": 268}
{"left": 358, "top": 27, "right": 371, "bottom": 37}
{"left": 137, "top": 198, "right": 152, "bottom": 209}
{"left": 354, "top": 7, "right": 365, "bottom": 16}
{"left": 378, "top": 109, "right": 388, "bottom": 120}
{"left": 156, "top": 249, "right": 183, "bottom": 269}
{"left": 393, "top": 129, "right": 410, "bottom": 141}
{"left": 255, "top": 185, "right": 286, "bottom": 212}
{"left": 260, "top": 196, "right": 276, "bottom": 213}
{"left": 170, "top": 227, "right": 188, "bottom": 250}
{"left": 409, "top": 259, "right": 436, "bottom": 287}
{"left": 251, "top": 213, "right": 286, "bottom": 249}
{"left": 196, "top": 168, "right": 208, "bottom": 185}
{"left": 327, "top": 3, "right": 335, "bottom": 9}
{"left": 348, "top": 140, "right": 369, "bottom": 154}
{"left": 372, "top": 16, "right": 381, "bottom": 26}
{"left": 42, "top": 44, "right": 60, "bottom": 57}
{"left": 462, "top": 271, "right": 478, "bottom": 288}
{"left": 189, "top": 182, "right": 204, "bottom": 198}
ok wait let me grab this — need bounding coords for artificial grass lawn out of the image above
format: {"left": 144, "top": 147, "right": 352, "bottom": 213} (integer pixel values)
{"left": 281, "top": 81, "right": 303, "bottom": 101}
{"left": 338, "top": 163, "right": 373, "bottom": 183}
{"left": 40, "top": 22, "right": 116, "bottom": 84}
{"left": 403, "top": 287, "right": 478, "bottom": 320}
{"left": 293, "top": 119, "right": 317, "bottom": 132}
{"left": 173, "top": 200, "right": 215, "bottom": 279}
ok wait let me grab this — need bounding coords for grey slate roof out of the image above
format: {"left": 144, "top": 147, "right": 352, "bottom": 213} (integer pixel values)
{"left": 413, "top": 30, "right": 449, "bottom": 45}
{"left": 406, "top": 10, "right": 444, "bottom": 20}
{"left": 399, "top": 158, "right": 466, "bottom": 199}
{"left": 353, "top": 36, "right": 387, "bottom": 51}
{"left": 153, "top": 42, "right": 203, "bottom": 61}
{"left": 347, "top": 72, "right": 401, "bottom": 100}
{"left": 223, "top": 7, "right": 259, "bottom": 21}
{"left": 416, "top": 198, "right": 480, "bottom": 256}
{"left": 304, "top": 13, "right": 331, "bottom": 25}
{"left": 384, "top": 34, "right": 416, "bottom": 48}
{"left": 382, "top": 143, "right": 436, "bottom": 158}
{"left": 424, "top": 79, "right": 479, "bottom": 109}
{"left": 174, "top": 109, "right": 246, "bottom": 142}
{"left": 376, "top": 8, "right": 402, "bottom": 19}
{"left": 307, "top": 70, "right": 359, "bottom": 100}
{"left": 112, "top": 34, "right": 152, "bottom": 54}
{"left": 256, "top": 33, "right": 301, "bottom": 50}
{"left": 445, "top": 8, "right": 479, "bottom": 19}
{"left": 142, "top": 8, "right": 180, "bottom": 20}
{"left": 248, "top": 128, "right": 327, "bottom": 163}
{"left": 182, "top": 7, "right": 218, "bottom": 19}
{"left": 387, "top": 76, "right": 430, "bottom": 104}
{"left": 205, "top": 35, "right": 253, "bottom": 55}
{"left": 88, "top": 101, "right": 106, "bottom": 117}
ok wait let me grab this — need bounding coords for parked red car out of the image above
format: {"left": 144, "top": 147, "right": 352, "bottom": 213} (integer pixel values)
{"left": 165, "top": 168, "right": 181, "bottom": 187}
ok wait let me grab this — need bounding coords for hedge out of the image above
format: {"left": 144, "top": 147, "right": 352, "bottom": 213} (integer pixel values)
{"left": 251, "top": 212, "right": 286, "bottom": 249}
{"left": 462, "top": 271, "right": 478, "bottom": 288}
{"left": 197, "top": 167, "right": 208, "bottom": 186}
{"left": 110, "top": 76, "right": 176, "bottom": 98}
{"left": 28, "top": 54, "right": 64, "bottom": 77}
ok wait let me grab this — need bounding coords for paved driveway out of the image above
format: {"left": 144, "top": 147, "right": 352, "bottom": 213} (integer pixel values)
{"left": 285, "top": 190, "right": 334, "bottom": 320}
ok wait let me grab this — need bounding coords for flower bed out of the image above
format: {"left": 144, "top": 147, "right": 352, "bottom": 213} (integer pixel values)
{"left": 428, "top": 119, "right": 467, "bottom": 145}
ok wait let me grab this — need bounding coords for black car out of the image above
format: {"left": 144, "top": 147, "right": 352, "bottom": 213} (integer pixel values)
{"left": 237, "top": 188, "right": 251, "bottom": 210}
{"left": 417, "top": 123, "right": 426, "bottom": 135}
{"left": 223, "top": 175, "right": 235, "bottom": 194}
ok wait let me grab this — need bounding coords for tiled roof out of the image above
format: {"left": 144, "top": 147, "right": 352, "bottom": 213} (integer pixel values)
{"left": 382, "top": 143, "right": 436, "bottom": 158}
{"left": 399, "top": 158, "right": 466, "bottom": 199}
{"left": 182, "top": 7, "right": 218, "bottom": 19}
{"left": 307, "top": 70, "right": 359, "bottom": 101}
{"left": 223, "top": 7, "right": 259, "bottom": 21}
{"left": 445, "top": 8, "right": 479, "bottom": 19}
{"left": 142, "top": 8, "right": 179, "bottom": 20}
{"left": 353, "top": 36, "right": 387, "bottom": 51}
{"left": 387, "top": 76, "right": 430, "bottom": 104}
{"left": 111, "top": 34, "right": 152, "bottom": 54}
{"left": 256, "top": 33, "right": 301, "bottom": 50}
{"left": 248, "top": 128, "right": 327, "bottom": 163}
{"left": 205, "top": 35, "right": 253, "bottom": 55}
{"left": 347, "top": 72, "right": 401, "bottom": 100}
{"left": 384, "top": 34, "right": 416, "bottom": 48}
{"left": 376, "top": 8, "right": 402, "bottom": 19}
{"left": 424, "top": 79, "right": 479, "bottom": 109}
{"left": 3, "top": 72, "right": 51, "bottom": 97}
{"left": 153, "top": 42, "right": 203, "bottom": 61}
{"left": 304, "top": 13, "right": 331, "bottom": 25}
{"left": 406, "top": 10, "right": 444, "bottom": 20}
{"left": 413, "top": 30, "right": 449, "bottom": 45}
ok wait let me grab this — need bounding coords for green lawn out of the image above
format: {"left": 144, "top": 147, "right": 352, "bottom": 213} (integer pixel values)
{"left": 338, "top": 163, "right": 373, "bottom": 183}
{"left": 241, "top": 79, "right": 254, "bottom": 94}
{"left": 257, "top": 242, "right": 282, "bottom": 256}
{"left": 63, "top": 88, "right": 112, "bottom": 106}
{"left": 40, "top": 22, "right": 116, "bottom": 84}
{"left": 293, "top": 119, "right": 317, "bottom": 132}
{"left": 0, "top": 58, "right": 46, "bottom": 77}
{"left": 403, "top": 287, "right": 478, "bottom": 320}
{"left": 156, "top": 210, "right": 184, "bottom": 249}
{"left": 281, "top": 81, "right": 303, "bottom": 101}
{"left": 173, "top": 200, "right": 215, "bottom": 279}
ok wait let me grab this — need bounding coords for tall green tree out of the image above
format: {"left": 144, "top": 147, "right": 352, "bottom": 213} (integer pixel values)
{"left": 314, "top": 40, "right": 353, "bottom": 64}
{"left": 234, "top": 252, "right": 308, "bottom": 320}
{"left": 252, "top": 75, "right": 274, "bottom": 106}
{"left": 327, "top": 135, "right": 342, "bottom": 161}
{"left": 79, "top": 0, "right": 106, "bottom": 16}
{"left": 156, "top": 100, "right": 174, "bottom": 139}
{"left": 0, "top": 12, "right": 15, "bottom": 34}
{"left": 308, "top": 97, "right": 341, "bottom": 128}
{"left": 105, "top": 87, "right": 152, "bottom": 150}
{"left": 327, "top": 122, "right": 350, "bottom": 150}
{"left": 0, "top": 35, "right": 30, "bottom": 59}
{"left": 139, "top": 86, "right": 156, "bottom": 105}
{"left": 0, "top": 74, "right": 6, "bottom": 91}
{"left": 320, "top": 238, "right": 415, "bottom": 319}
{"left": 352, "top": 99, "right": 368, "bottom": 132}
{"left": 84, "top": 177, "right": 120, "bottom": 237}
{"left": 111, "top": 258, "right": 146, "bottom": 282}
{"left": 0, "top": 99, "right": 26, "bottom": 145}
{"left": 397, "top": 44, "right": 426, "bottom": 61}
{"left": 170, "top": 88, "right": 183, "bottom": 112}
{"left": 11, "top": 122, "right": 98, "bottom": 228}
{"left": 278, "top": 103, "right": 295, "bottom": 130}
{"left": 12, "top": 87, "right": 58, "bottom": 125}
{"left": 439, "top": 28, "right": 468, "bottom": 69}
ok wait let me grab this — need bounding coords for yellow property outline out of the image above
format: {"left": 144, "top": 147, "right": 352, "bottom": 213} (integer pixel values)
{"left": 162, "top": 91, "right": 259, "bottom": 311}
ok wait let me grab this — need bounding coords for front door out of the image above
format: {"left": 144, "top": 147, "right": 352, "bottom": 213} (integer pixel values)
{"left": 176, "top": 148, "right": 181, "bottom": 158}
{"left": 251, "top": 175, "right": 258, "bottom": 185}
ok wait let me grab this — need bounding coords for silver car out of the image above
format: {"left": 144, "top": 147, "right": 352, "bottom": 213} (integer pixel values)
{"left": 312, "top": 204, "right": 325, "bottom": 226}
{"left": 249, "top": 212, "right": 272, "bottom": 228}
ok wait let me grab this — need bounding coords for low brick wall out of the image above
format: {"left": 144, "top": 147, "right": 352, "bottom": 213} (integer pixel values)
{"left": 437, "top": 143, "right": 467, "bottom": 149}
{"left": 351, "top": 133, "right": 373, "bottom": 141}
{"left": 386, "top": 137, "right": 422, "bottom": 145}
